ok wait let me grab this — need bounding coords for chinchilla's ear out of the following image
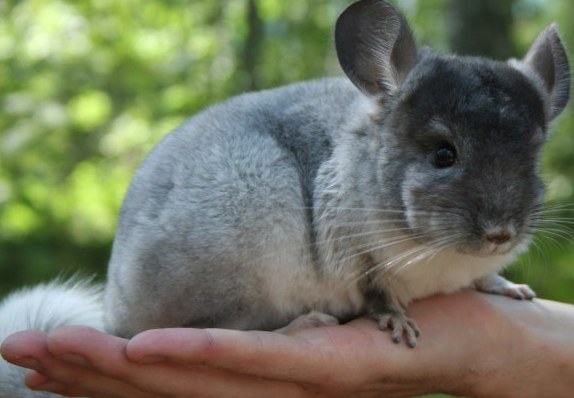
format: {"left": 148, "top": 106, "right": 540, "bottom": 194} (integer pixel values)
{"left": 520, "top": 24, "right": 571, "bottom": 121}
{"left": 335, "top": 0, "right": 418, "bottom": 100}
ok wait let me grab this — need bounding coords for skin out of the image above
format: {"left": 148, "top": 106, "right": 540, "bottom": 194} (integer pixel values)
{"left": 2, "top": 290, "right": 574, "bottom": 398}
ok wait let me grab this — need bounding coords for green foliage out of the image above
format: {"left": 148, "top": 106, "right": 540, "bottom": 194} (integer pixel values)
{"left": 1, "top": 0, "right": 573, "bottom": 313}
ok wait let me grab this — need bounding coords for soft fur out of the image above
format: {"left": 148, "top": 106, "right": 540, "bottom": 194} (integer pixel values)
{"left": 0, "top": 280, "right": 103, "bottom": 398}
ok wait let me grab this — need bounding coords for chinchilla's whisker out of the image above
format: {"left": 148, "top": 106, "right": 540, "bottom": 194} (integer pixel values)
{"left": 392, "top": 233, "right": 466, "bottom": 274}
{"left": 426, "top": 233, "right": 464, "bottom": 251}
{"left": 352, "top": 245, "right": 427, "bottom": 283}
{"left": 369, "top": 230, "right": 462, "bottom": 277}
{"left": 237, "top": 225, "right": 430, "bottom": 272}
{"left": 530, "top": 236, "right": 546, "bottom": 256}
{"left": 530, "top": 210, "right": 574, "bottom": 221}
{"left": 315, "top": 226, "right": 424, "bottom": 247}
{"left": 294, "top": 205, "right": 415, "bottom": 214}
{"left": 321, "top": 208, "right": 454, "bottom": 220}
{"left": 539, "top": 226, "right": 574, "bottom": 240}
{"left": 422, "top": 238, "right": 456, "bottom": 264}
{"left": 331, "top": 217, "right": 408, "bottom": 224}
{"left": 528, "top": 237, "right": 551, "bottom": 262}
{"left": 535, "top": 218, "right": 574, "bottom": 226}
{"left": 332, "top": 226, "right": 417, "bottom": 235}
{"left": 538, "top": 202, "right": 574, "bottom": 211}
{"left": 532, "top": 234, "right": 560, "bottom": 254}
{"left": 367, "top": 231, "right": 463, "bottom": 281}
{"left": 534, "top": 209, "right": 574, "bottom": 217}
{"left": 377, "top": 244, "right": 436, "bottom": 279}
{"left": 346, "top": 232, "right": 431, "bottom": 259}
{"left": 414, "top": 219, "right": 464, "bottom": 231}
{"left": 388, "top": 247, "right": 437, "bottom": 279}
{"left": 529, "top": 221, "right": 574, "bottom": 239}
{"left": 544, "top": 218, "right": 574, "bottom": 224}
{"left": 315, "top": 211, "right": 407, "bottom": 224}
{"left": 313, "top": 209, "right": 407, "bottom": 224}
{"left": 535, "top": 232, "right": 566, "bottom": 251}
{"left": 534, "top": 222, "right": 574, "bottom": 235}
{"left": 536, "top": 229, "right": 573, "bottom": 248}
{"left": 334, "top": 232, "right": 432, "bottom": 273}
{"left": 534, "top": 207, "right": 574, "bottom": 216}
{"left": 387, "top": 234, "right": 462, "bottom": 278}
{"left": 329, "top": 219, "right": 409, "bottom": 229}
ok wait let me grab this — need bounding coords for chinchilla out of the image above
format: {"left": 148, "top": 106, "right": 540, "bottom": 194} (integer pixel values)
{"left": 0, "top": 0, "right": 571, "bottom": 395}
{"left": 104, "top": 0, "right": 570, "bottom": 346}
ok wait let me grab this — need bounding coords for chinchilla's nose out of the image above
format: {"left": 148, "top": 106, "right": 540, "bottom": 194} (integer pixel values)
{"left": 484, "top": 226, "right": 515, "bottom": 245}
{"left": 486, "top": 231, "right": 512, "bottom": 245}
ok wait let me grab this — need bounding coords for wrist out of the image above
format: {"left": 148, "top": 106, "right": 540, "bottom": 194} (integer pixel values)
{"left": 397, "top": 291, "right": 516, "bottom": 397}
{"left": 459, "top": 311, "right": 526, "bottom": 397}
{"left": 461, "top": 296, "right": 574, "bottom": 397}
{"left": 446, "top": 294, "right": 519, "bottom": 397}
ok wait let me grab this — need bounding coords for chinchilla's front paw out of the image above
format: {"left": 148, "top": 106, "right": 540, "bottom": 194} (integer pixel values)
{"left": 496, "top": 283, "right": 536, "bottom": 300}
{"left": 475, "top": 273, "right": 536, "bottom": 301}
{"left": 375, "top": 311, "right": 421, "bottom": 348}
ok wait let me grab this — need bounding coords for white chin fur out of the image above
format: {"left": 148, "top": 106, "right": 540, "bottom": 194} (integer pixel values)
{"left": 379, "top": 237, "right": 521, "bottom": 306}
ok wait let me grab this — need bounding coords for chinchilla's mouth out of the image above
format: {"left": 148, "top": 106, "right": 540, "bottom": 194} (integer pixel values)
{"left": 407, "top": 225, "right": 530, "bottom": 258}
{"left": 452, "top": 233, "right": 532, "bottom": 258}
{"left": 455, "top": 241, "right": 515, "bottom": 257}
{"left": 404, "top": 214, "right": 533, "bottom": 258}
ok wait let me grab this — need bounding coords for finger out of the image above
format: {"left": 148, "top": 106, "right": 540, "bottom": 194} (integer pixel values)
{"left": 1, "top": 330, "right": 48, "bottom": 367}
{"left": 1, "top": 331, "right": 63, "bottom": 393}
{"left": 45, "top": 326, "right": 161, "bottom": 396}
{"left": 2, "top": 329, "right": 158, "bottom": 398}
{"left": 47, "top": 326, "right": 312, "bottom": 398}
{"left": 26, "top": 365, "right": 159, "bottom": 398}
{"left": 25, "top": 370, "right": 96, "bottom": 398}
{"left": 125, "top": 326, "right": 362, "bottom": 384}
{"left": 46, "top": 326, "right": 130, "bottom": 373}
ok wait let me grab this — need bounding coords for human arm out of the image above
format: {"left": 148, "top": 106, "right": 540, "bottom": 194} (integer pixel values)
{"left": 2, "top": 290, "right": 574, "bottom": 398}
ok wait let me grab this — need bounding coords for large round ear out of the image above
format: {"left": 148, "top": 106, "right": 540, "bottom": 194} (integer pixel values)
{"left": 335, "top": 0, "right": 419, "bottom": 100}
{"left": 521, "top": 24, "right": 571, "bottom": 121}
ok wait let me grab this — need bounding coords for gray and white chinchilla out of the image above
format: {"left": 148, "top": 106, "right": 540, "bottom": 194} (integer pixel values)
{"left": 0, "top": 0, "right": 571, "bottom": 396}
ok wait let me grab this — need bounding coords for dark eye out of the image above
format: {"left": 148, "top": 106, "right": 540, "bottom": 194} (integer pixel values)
{"left": 434, "top": 144, "right": 457, "bottom": 168}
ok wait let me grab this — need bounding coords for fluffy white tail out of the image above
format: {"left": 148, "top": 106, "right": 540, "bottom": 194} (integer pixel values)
{"left": 0, "top": 279, "right": 104, "bottom": 398}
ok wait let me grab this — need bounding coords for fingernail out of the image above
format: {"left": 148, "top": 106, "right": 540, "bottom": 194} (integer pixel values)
{"left": 137, "top": 355, "right": 165, "bottom": 364}
{"left": 57, "top": 353, "right": 89, "bottom": 366}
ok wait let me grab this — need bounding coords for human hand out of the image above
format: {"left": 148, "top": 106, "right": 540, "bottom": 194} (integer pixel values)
{"left": 0, "top": 320, "right": 464, "bottom": 398}
{"left": 2, "top": 290, "right": 572, "bottom": 398}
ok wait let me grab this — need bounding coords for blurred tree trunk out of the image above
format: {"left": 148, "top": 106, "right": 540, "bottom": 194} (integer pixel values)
{"left": 447, "top": 0, "right": 516, "bottom": 59}
{"left": 242, "top": 0, "right": 263, "bottom": 91}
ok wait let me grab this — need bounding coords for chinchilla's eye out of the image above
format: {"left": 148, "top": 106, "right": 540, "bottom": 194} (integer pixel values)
{"left": 434, "top": 144, "right": 457, "bottom": 168}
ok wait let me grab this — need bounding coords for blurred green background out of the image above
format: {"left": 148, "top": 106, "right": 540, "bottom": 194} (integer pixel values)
{"left": 1, "top": 0, "right": 573, "bottom": 320}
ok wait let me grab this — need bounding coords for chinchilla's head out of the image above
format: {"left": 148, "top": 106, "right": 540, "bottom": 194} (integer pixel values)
{"left": 335, "top": 0, "right": 570, "bottom": 256}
